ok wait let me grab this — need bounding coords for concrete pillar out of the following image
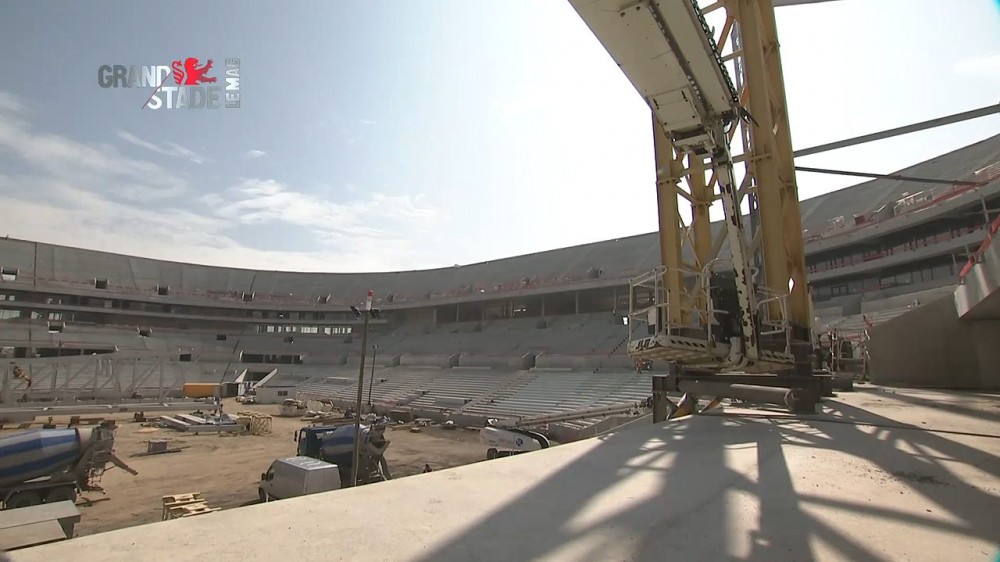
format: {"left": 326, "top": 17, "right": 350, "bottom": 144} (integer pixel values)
{"left": 652, "top": 375, "right": 670, "bottom": 423}
{"left": 1, "top": 365, "right": 10, "bottom": 404}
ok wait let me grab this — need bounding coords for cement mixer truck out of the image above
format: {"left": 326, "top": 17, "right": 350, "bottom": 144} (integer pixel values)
{"left": 293, "top": 418, "right": 392, "bottom": 487}
{"left": 0, "top": 423, "right": 137, "bottom": 509}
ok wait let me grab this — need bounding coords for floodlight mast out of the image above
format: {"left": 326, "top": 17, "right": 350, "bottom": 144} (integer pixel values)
{"left": 350, "top": 290, "right": 377, "bottom": 487}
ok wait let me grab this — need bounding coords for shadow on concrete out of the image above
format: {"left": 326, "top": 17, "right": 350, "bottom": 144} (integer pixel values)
{"left": 852, "top": 386, "right": 1000, "bottom": 426}
{"left": 408, "top": 391, "right": 1000, "bottom": 562}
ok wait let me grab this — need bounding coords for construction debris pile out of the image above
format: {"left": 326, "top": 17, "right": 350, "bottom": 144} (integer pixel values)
{"left": 157, "top": 412, "right": 237, "bottom": 432}
{"left": 236, "top": 411, "right": 272, "bottom": 436}
{"left": 154, "top": 409, "right": 273, "bottom": 436}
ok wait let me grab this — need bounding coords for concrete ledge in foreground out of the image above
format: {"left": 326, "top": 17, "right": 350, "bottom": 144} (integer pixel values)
{"left": 12, "top": 388, "right": 1000, "bottom": 562}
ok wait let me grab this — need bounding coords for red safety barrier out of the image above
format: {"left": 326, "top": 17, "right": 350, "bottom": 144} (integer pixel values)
{"left": 958, "top": 213, "right": 1000, "bottom": 281}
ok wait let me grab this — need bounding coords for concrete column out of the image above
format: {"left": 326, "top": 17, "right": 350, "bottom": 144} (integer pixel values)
{"left": 1, "top": 366, "right": 9, "bottom": 404}
{"left": 575, "top": 292, "right": 580, "bottom": 314}
{"left": 652, "top": 376, "right": 670, "bottom": 423}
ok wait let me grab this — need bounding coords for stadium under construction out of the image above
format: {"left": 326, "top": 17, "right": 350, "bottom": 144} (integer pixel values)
{"left": 1, "top": 134, "right": 999, "bottom": 403}
{"left": 1, "top": 0, "right": 998, "bottom": 559}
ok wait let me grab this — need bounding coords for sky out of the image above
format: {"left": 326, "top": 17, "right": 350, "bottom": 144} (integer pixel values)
{"left": 0, "top": 0, "right": 997, "bottom": 273}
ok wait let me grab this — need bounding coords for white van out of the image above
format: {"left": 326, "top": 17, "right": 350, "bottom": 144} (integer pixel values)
{"left": 258, "top": 456, "right": 341, "bottom": 502}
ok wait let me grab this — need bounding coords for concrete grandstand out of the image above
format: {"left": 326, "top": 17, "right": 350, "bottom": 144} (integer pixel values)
{"left": 1, "top": 134, "right": 998, "bottom": 422}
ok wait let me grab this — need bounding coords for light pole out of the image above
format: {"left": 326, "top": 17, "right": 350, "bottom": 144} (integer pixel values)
{"left": 350, "top": 290, "right": 379, "bottom": 488}
{"left": 368, "top": 344, "right": 378, "bottom": 407}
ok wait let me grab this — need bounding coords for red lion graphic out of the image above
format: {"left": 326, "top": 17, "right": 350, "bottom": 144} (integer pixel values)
{"left": 171, "top": 58, "right": 217, "bottom": 85}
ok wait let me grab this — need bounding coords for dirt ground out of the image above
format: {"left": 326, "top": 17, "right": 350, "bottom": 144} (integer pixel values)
{"left": 1, "top": 399, "right": 488, "bottom": 537}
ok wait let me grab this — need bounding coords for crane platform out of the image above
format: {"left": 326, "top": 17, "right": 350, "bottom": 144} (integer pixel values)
{"left": 14, "top": 387, "right": 1000, "bottom": 562}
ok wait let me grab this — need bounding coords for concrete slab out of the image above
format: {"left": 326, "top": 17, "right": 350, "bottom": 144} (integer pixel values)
{"left": 12, "top": 388, "right": 1000, "bottom": 562}
{"left": 0, "top": 501, "right": 80, "bottom": 551}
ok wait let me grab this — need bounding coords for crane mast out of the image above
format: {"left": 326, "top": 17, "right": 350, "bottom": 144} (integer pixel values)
{"left": 568, "top": 0, "right": 813, "bottom": 377}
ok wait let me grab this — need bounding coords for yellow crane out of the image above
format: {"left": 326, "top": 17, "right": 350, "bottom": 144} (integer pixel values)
{"left": 568, "top": 0, "right": 818, "bottom": 414}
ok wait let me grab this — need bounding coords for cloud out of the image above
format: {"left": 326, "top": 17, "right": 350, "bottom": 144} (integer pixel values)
{"left": 359, "top": 118, "right": 375, "bottom": 125}
{"left": 243, "top": 149, "right": 266, "bottom": 159}
{"left": 0, "top": 92, "right": 25, "bottom": 114}
{"left": 116, "top": 131, "right": 207, "bottom": 164}
{"left": 210, "top": 179, "right": 439, "bottom": 248}
{"left": 954, "top": 51, "right": 1000, "bottom": 82}
{"left": 0, "top": 96, "right": 188, "bottom": 201}
{"left": 0, "top": 90, "right": 443, "bottom": 273}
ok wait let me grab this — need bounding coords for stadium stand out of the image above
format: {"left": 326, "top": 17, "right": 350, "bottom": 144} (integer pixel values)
{"left": 1, "top": 134, "right": 998, "bottom": 419}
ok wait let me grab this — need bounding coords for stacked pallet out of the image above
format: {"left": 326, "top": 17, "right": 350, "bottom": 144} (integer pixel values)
{"left": 161, "top": 493, "right": 219, "bottom": 521}
{"left": 236, "top": 411, "right": 273, "bottom": 436}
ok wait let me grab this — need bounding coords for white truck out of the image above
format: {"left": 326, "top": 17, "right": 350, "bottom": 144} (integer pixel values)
{"left": 258, "top": 456, "right": 341, "bottom": 502}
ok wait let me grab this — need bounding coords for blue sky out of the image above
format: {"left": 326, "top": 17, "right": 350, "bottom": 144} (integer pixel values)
{"left": 0, "top": 0, "right": 997, "bottom": 272}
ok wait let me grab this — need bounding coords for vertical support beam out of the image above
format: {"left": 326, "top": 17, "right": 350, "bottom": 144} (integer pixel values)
{"left": 759, "top": 0, "right": 809, "bottom": 332}
{"left": 653, "top": 113, "right": 685, "bottom": 325}
{"left": 737, "top": 0, "right": 810, "bottom": 332}
{"left": 574, "top": 292, "right": 580, "bottom": 314}
{"left": 688, "top": 154, "right": 713, "bottom": 324}
{"left": 688, "top": 155, "right": 713, "bottom": 269}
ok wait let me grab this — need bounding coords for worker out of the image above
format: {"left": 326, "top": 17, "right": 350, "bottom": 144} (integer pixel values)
{"left": 815, "top": 332, "right": 832, "bottom": 370}
{"left": 422, "top": 464, "right": 432, "bottom": 473}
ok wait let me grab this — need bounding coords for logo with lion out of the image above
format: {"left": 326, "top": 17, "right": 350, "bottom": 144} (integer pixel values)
{"left": 171, "top": 57, "right": 217, "bottom": 86}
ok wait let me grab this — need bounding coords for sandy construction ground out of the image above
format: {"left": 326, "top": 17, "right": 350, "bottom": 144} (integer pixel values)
{"left": 1, "top": 399, "right": 488, "bottom": 537}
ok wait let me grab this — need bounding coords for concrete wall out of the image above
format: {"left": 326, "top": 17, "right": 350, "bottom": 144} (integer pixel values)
{"left": 955, "top": 227, "right": 1000, "bottom": 319}
{"left": 535, "top": 354, "right": 598, "bottom": 370}
{"left": 373, "top": 354, "right": 401, "bottom": 367}
{"left": 398, "top": 354, "right": 458, "bottom": 368}
{"left": 534, "top": 353, "right": 634, "bottom": 371}
{"left": 869, "top": 296, "right": 1000, "bottom": 389}
{"left": 457, "top": 353, "right": 534, "bottom": 370}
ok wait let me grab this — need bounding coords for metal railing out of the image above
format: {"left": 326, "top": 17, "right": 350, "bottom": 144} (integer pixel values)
{"left": 628, "top": 262, "right": 793, "bottom": 354}
{"left": 958, "top": 213, "right": 1000, "bottom": 282}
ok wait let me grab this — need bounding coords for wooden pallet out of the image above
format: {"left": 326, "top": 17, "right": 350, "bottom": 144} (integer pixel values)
{"left": 161, "top": 493, "right": 218, "bottom": 521}
{"left": 168, "top": 503, "right": 220, "bottom": 519}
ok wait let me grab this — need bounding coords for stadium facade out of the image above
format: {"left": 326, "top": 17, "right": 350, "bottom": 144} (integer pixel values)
{"left": 1, "top": 134, "right": 998, "bottom": 370}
